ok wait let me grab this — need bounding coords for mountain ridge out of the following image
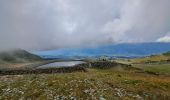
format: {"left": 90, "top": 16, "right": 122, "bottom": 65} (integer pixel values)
{"left": 32, "top": 42, "right": 170, "bottom": 58}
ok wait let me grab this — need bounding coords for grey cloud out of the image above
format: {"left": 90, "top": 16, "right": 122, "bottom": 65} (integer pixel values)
{"left": 0, "top": 0, "right": 170, "bottom": 50}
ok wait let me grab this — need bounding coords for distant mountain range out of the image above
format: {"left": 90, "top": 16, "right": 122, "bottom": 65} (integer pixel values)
{"left": 32, "top": 42, "right": 170, "bottom": 59}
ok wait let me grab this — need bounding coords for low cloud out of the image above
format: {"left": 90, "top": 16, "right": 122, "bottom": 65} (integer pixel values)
{"left": 157, "top": 32, "right": 170, "bottom": 42}
{"left": 157, "top": 36, "right": 170, "bottom": 42}
{"left": 0, "top": 0, "right": 170, "bottom": 50}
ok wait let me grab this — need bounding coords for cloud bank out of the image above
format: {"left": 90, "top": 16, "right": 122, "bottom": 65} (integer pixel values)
{"left": 0, "top": 0, "right": 170, "bottom": 50}
{"left": 157, "top": 32, "right": 170, "bottom": 42}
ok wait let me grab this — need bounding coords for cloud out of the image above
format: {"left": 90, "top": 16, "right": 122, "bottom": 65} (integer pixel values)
{"left": 102, "top": 0, "right": 170, "bottom": 42}
{"left": 0, "top": 0, "right": 170, "bottom": 50}
{"left": 157, "top": 32, "right": 170, "bottom": 42}
{"left": 157, "top": 36, "right": 170, "bottom": 42}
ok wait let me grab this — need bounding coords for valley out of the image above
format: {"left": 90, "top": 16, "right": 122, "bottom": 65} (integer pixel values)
{"left": 0, "top": 49, "right": 170, "bottom": 99}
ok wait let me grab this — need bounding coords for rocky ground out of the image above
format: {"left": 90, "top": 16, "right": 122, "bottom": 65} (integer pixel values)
{"left": 0, "top": 67, "right": 170, "bottom": 100}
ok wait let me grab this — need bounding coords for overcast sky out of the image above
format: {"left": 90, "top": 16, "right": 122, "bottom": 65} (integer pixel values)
{"left": 0, "top": 0, "right": 170, "bottom": 50}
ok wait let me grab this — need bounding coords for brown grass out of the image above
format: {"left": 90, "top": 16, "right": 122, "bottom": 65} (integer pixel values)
{"left": 0, "top": 68, "right": 170, "bottom": 100}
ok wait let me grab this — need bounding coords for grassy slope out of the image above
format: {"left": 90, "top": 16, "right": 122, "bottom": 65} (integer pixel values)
{"left": 0, "top": 49, "right": 42, "bottom": 64}
{"left": 131, "top": 52, "right": 170, "bottom": 64}
{"left": 0, "top": 68, "right": 170, "bottom": 100}
{"left": 122, "top": 51, "right": 170, "bottom": 75}
{"left": 133, "top": 64, "right": 170, "bottom": 75}
{"left": 0, "top": 49, "right": 44, "bottom": 69}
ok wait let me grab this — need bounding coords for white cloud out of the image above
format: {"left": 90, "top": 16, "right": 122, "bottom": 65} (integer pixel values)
{"left": 157, "top": 36, "right": 170, "bottom": 42}
{"left": 157, "top": 32, "right": 170, "bottom": 42}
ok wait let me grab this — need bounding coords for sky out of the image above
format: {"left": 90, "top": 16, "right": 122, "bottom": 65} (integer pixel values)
{"left": 0, "top": 0, "right": 170, "bottom": 50}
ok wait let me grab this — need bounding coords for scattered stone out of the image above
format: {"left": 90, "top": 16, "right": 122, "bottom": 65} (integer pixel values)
{"left": 99, "top": 95, "right": 106, "bottom": 100}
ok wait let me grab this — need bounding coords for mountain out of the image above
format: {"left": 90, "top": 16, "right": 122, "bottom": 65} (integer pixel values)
{"left": 32, "top": 42, "right": 170, "bottom": 59}
{"left": 0, "top": 49, "right": 42, "bottom": 64}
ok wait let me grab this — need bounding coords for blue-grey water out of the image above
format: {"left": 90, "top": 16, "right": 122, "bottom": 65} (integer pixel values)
{"left": 37, "top": 61, "right": 85, "bottom": 69}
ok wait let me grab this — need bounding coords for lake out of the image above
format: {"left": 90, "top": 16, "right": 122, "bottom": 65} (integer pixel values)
{"left": 36, "top": 61, "right": 85, "bottom": 69}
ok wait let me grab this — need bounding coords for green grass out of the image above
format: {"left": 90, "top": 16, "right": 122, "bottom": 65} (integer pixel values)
{"left": 0, "top": 68, "right": 170, "bottom": 100}
{"left": 133, "top": 63, "right": 170, "bottom": 75}
{"left": 130, "top": 52, "right": 170, "bottom": 64}
{"left": 115, "top": 51, "right": 170, "bottom": 76}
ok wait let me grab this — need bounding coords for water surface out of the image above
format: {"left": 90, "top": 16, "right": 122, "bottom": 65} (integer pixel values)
{"left": 37, "top": 61, "right": 85, "bottom": 69}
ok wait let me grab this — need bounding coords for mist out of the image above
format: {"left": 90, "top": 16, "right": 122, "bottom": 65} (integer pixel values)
{"left": 0, "top": 0, "right": 170, "bottom": 51}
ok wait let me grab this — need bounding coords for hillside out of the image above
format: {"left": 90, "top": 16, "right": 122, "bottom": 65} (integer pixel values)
{"left": 131, "top": 51, "right": 170, "bottom": 64}
{"left": 126, "top": 51, "right": 170, "bottom": 75}
{"left": 0, "top": 49, "right": 42, "bottom": 64}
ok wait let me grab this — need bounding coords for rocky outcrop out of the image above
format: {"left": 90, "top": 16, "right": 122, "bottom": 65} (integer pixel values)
{"left": 87, "top": 61, "right": 131, "bottom": 69}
